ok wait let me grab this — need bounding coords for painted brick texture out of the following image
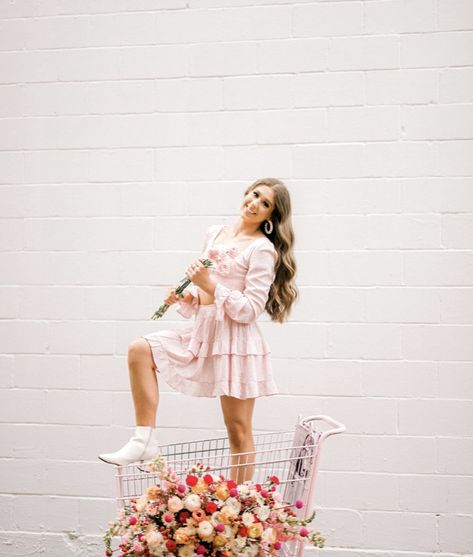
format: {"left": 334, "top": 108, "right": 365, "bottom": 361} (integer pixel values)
{"left": 1, "top": 1, "right": 472, "bottom": 556}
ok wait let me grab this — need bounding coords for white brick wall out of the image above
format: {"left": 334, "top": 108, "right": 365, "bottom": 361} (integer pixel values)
{"left": 1, "top": 1, "right": 472, "bottom": 556}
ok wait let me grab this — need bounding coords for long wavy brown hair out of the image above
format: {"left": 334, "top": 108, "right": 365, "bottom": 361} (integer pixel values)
{"left": 245, "top": 178, "right": 298, "bottom": 323}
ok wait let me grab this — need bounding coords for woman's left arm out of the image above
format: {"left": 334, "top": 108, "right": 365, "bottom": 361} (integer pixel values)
{"left": 212, "top": 243, "right": 277, "bottom": 323}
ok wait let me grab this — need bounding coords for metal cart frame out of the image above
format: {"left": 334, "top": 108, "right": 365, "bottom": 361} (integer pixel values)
{"left": 115, "top": 414, "right": 345, "bottom": 557}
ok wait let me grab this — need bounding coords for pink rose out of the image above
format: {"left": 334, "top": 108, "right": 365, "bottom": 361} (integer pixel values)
{"left": 207, "top": 248, "right": 221, "bottom": 262}
{"left": 132, "top": 539, "right": 145, "bottom": 553}
{"left": 217, "top": 262, "right": 231, "bottom": 275}
{"left": 226, "top": 246, "right": 239, "bottom": 259}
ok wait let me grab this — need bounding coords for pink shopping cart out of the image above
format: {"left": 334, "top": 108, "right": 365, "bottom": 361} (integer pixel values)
{"left": 115, "top": 414, "right": 345, "bottom": 557}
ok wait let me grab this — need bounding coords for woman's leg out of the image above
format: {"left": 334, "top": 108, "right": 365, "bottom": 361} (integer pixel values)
{"left": 220, "top": 395, "right": 256, "bottom": 484}
{"left": 98, "top": 338, "right": 160, "bottom": 464}
{"left": 128, "top": 338, "right": 159, "bottom": 426}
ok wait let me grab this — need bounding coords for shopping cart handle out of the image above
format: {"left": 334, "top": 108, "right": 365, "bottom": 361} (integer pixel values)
{"left": 300, "top": 414, "right": 346, "bottom": 436}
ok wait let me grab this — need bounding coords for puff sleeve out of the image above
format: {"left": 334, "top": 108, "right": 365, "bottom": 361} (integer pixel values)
{"left": 175, "top": 225, "right": 218, "bottom": 319}
{"left": 175, "top": 283, "right": 199, "bottom": 319}
{"left": 214, "top": 241, "right": 277, "bottom": 323}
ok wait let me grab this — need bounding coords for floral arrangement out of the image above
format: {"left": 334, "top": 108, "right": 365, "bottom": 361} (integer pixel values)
{"left": 151, "top": 246, "right": 239, "bottom": 320}
{"left": 104, "top": 456, "right": 324, "bottom": 557}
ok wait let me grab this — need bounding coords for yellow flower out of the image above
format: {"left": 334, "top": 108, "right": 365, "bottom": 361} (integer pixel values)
{"left": 147, "top": 486, "right": 160, "bottom": 499}
{"left": 192, "top": 478, "right": 209, "bottom": 495}
{"left": 214, "top": 535, "right": 227, "bottom": 547}
{"left": 174, "top": 527, "right": 192, "bottom": 544}
{"left": 247, "top": 523, "right": 263, "bottom": 539}
{"left": 219, "top": 509, "right": 232, "bottom": 523}
{"left": 179, "top": 545, "right": 196, "bottom": 557}
{"left": 215, "top": 485, "right": 230, "bottom": 501}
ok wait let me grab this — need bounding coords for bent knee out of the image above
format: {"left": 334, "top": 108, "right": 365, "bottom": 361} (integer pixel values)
{"left": 128, "top": 338, "right": 153, "bottom": 366}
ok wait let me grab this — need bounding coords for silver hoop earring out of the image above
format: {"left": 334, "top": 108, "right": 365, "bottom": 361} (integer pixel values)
{"left": 264, "top": 220, "right": 273, "bottom": 235}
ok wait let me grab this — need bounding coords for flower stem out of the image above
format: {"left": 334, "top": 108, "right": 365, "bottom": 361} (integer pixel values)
{"left": 150, "top": 258, "right": 213, "bottom": 320}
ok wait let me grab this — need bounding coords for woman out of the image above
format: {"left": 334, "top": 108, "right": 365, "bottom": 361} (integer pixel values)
{"left": 99, "top": 178, "right": 298, "bottom": 482}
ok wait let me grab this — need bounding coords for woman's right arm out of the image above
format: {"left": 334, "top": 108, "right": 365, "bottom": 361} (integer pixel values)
{"left": 175, "top": 225, "right": 217, "bottom": 319}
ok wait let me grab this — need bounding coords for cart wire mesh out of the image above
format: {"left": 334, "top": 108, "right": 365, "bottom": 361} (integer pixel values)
{"left": 114, "top": 415, "right": 345, "bottom": 557}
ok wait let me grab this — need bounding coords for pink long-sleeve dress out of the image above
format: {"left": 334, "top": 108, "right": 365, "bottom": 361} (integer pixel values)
{"left": 141, "top": 224, "right": 279, "bottom": 400}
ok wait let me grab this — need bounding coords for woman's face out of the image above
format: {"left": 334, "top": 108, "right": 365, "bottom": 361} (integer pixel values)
{"left": 240, "top": 185, "right": 275, "bottom": 225}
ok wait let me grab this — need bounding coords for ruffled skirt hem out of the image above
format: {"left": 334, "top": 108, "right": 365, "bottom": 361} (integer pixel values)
{"left": 141, "top": 303, "right": 278, "bottom": 400}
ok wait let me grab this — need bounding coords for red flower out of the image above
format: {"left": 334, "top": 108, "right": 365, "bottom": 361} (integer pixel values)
{"left": 205, "top": 501, "right": 218, "bottom": 513}
{"left": 270, "top": 475, "right": 280, "bottom": 484}
{"left": 178, "top": 510, "right": 191, "bottom": 524}
{"left": 226, "top": 480, "right": 237, "bottom": 490}
{"left": 128, "top": 516, "right": 137, "bottom": 525}
{"left": 238, "top": 526, "right": 248, "bottom": 537}
{"left": 203, "top": 474, "right": 214, "bottom": 485}
{"left": 255, "top": 484, "right": 262, "bottom": 492}
{"left": 186, "top": 475, "right": 198, "bottom": 486}
{"left": 166, "top": 540, "right": 177, "bottom": 552}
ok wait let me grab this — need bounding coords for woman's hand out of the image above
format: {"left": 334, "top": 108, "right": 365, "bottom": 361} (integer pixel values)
{"left": 185, "top": 259, "right": 216, "bottom": 295}
{"left": 164, "top": 288, "right": 194, "bottom": 306}
{"left": 164, "top": 288, "right": 185, "bottom": 306}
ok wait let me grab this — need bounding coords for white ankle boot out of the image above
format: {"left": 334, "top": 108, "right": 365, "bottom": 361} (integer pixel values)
{"left": 98, "top": 426, "right": 160, "bottom": 466}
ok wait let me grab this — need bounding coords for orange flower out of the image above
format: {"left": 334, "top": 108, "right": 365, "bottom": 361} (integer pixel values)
{"left": 192, "top": 509, "right": 206, "bottom": 523}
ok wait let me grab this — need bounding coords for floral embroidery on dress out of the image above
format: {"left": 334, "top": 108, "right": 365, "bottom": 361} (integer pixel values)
{"left": 207, "top": 245, "right": 239, "bottom": 275}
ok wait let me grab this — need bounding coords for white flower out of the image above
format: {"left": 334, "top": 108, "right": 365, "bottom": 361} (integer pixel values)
{"left": 278, "top": 510, "right": 288, "bottom": 521}
{"left": 237, "top": 484, "right": 250, "bottom": 496}
{"left": 242, "top": 512, "right": 255, "bottom": 526}
{"left": 183, "top": 493, "right": 201, "bottom": 512}
{"left": 136, "top": 495, "right": 148, "bottom": 512}
{"left": 198, "top": 520, "right": 214, "bottom": 539}
{"left": 255, "top": 505, "right": 270, "bottom": 521}
{"left": 244, "top": 543, "right": 259, "bottom": 557}
{"left": 262, "top": 528, "right": 277, "bottom": 544}
{"left": 210, "top": 511, "right": 220, "bottom": 526}
{"left": 168, "top": 495, "right": 184, "bottom": 513}
{"left": 224, "top": 497, "right": 241, "bottom": 516}
{"left": 145, "top": 528, "right": 164, "bottom": 553}
{"left": 234, "top": 536, "right": 247, "bottom": 550}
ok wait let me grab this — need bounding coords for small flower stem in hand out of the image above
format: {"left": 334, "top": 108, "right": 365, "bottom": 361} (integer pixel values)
{"left": 150, "top": 258, "right": 213, "bottom": 320}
